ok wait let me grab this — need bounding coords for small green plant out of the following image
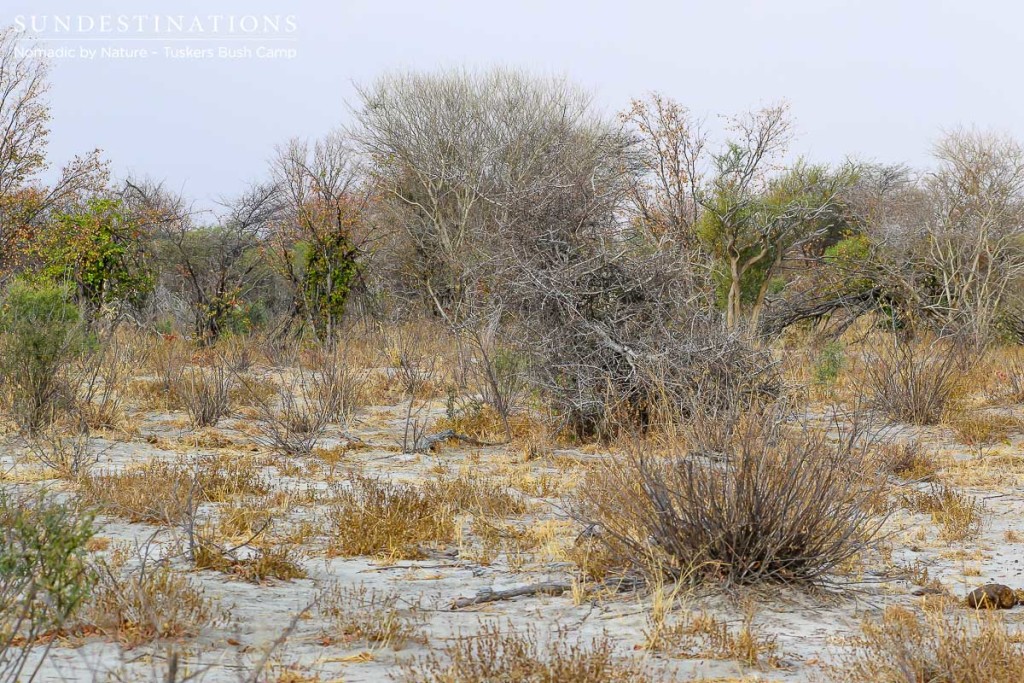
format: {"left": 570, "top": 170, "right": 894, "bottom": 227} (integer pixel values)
{"left": 814, "top": 341, "right": 845, "bottom": 386}
{"left": 1, "top": 490, "right": 96, "bottom": 681}
{"left": 0, "top": 281, "right": 87, "bottom": 433}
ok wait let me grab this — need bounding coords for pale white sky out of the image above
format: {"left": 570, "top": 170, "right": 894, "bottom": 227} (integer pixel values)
{"left": 5, "top": 0, "right": 1022, "bottom": 207}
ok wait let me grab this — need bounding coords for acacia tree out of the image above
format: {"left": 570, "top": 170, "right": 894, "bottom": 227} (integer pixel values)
{"left": 695, "top": 105, "right": 852, "bottom": 332}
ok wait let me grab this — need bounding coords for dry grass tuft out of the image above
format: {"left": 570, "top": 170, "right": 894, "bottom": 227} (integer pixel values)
{"left": 79, "top": 454, "right": 269, "bottom": 524}
{"left": 839, "top": 604, "right": 1024, "bottom": 682}
{"left": 326, "top": 475, "right": 456, "bottom": 559}
{"left": 400, "top": 621, "right": 653, "bottom": 683}
{"left": 901, "top": 484, "right": 983, "bottom": 541}
{"left": 327, "top": 472, "right": 525, "bottom": 559}
{"left": 646, "top": 608, "right": 779, "bottom": 668}
{"left": 82, "top": 555, "right": 226, "bottom": 646}
{"left": 874, "top": 441, "right": 938, "bottom": 481}
{"left": 949, "top": 412, "right": 1021, "bottom": 447}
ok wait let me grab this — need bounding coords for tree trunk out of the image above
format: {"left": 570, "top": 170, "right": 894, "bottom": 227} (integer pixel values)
{"left": 727, "top": 256, "right": 742, "bottom": 330}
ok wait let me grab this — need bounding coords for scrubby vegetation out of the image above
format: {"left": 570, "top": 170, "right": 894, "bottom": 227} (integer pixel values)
{"left": 2, "top": 20, "right": 1024, "bottom": 683}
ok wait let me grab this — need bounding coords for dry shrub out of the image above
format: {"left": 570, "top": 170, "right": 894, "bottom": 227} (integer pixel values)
{"left": 82, "top": 556, "right": 226, "bottom": 646}
{"left": 75, "top": 333, "right": 135, "bottom": 431}
{"left": 401, "top": 621, "right": 653, "bottom": 683}
{"left": 317, "top": 582, "right": 423, "bottom": 649}
{"left": 839, "top": 605, "right": 1024, "bottom": 682}
{"left": 219, "top": 334, "right": 261, "bottom": 372}
{"left": 22, "top": 421, "right": 98, "bottom": 478}
{"left": 246, "top": 361, "right": 355, "bottom": 456}
{"left": 327, "top": 475, "right": 456, "bottom": 559}
{"left": 574, "top": 410, "right": 885, "bottom": 586}
{"left": 901, "top": 483, "right": 983, "bottom": 541}
{"left": 145, "top": 334, "right": 189, "bottom": 394}
{"left": 174, "top": 363, "right": 233, "bottom": 428}
{"left": 864, "top": 338, "right": 971, "bottom": 425}
{"left": 873, "top": 440, "right": 938, "bottom": 481}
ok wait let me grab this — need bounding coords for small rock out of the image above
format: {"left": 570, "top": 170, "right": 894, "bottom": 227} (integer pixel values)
{"left": 965, "top": 584, "right": 1017, "bottom": 609}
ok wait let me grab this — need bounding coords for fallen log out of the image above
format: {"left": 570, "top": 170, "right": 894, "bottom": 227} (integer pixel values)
{"left": 451, "top": 581, "right": 570, "bottom": 609}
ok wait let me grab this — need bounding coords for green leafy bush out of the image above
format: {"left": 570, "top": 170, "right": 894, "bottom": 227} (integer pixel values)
{"left": 0, "top": 281, "right": 87, "bottom": 432}
{"left": 0, "top": 490, "right": 95, "bottom": 681}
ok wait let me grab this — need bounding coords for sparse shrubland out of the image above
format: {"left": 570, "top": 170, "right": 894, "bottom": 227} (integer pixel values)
{"left": 4, "top": 26, "right": 1024, "bottom": 683}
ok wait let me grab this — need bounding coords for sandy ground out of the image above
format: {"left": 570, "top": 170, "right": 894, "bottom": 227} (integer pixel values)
{"left": 4, "top": 387, "right": 1024, "bottom": 683}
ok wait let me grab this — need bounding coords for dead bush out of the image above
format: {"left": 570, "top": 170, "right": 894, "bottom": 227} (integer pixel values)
{"left": 23, "top": 420, "right": 98, "bottom": 478}
{"left": 145, "top": 333, "right": 189, "bottom": 396}
{"left": 401, "top": 621, "right": 653, "bottom": 683}
{"left": 864, "top": 338, "right": 971, "bottom": 425}
{"left": 839, "top": 605, "right": 1024, "bottom": 682}
{"left": 175, "top": 363, "right": 233, "bottom": 428}
{"left": 246, "top": 361, "right": 354, "bottom": 456}
{"left": 573, "top": 410, "right": 886, "bottom": 585}
{"left": 75, "top": 333, "right": 134, "bottom": 431}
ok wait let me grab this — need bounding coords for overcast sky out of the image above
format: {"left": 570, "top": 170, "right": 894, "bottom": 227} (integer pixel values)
{"left": 5, "top": 0, "right": 1023, "bottom": 209}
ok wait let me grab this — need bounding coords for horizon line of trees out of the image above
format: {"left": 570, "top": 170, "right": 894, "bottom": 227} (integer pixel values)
{"left": 2, "top": 26, "right": 1023, "bottom": 364}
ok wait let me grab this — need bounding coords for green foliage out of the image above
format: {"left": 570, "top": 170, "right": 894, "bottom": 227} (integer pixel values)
{"left": 41, "top": 198, "right": 154, "bottom": 312}
{"left": 813, "top": 341, "right": 845, "bottom": 386}
{"left": 0, "top": 281, "right": 87, "bottom": 432}
{"left": 300, "top": 232, "right": 361, "bottom": 341}
{"left": 1, "top": 490, "right": 95, "bottom": 679}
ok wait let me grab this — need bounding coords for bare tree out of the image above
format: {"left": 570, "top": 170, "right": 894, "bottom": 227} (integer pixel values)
{"left": 923, "top": 129, "right": 1024, "bottom": 339}
{"left": 816, "top": 130, "right": 1024, "bottom": 341}
{"left": 621, "top": 92, "right": 708, "bottom": 251}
